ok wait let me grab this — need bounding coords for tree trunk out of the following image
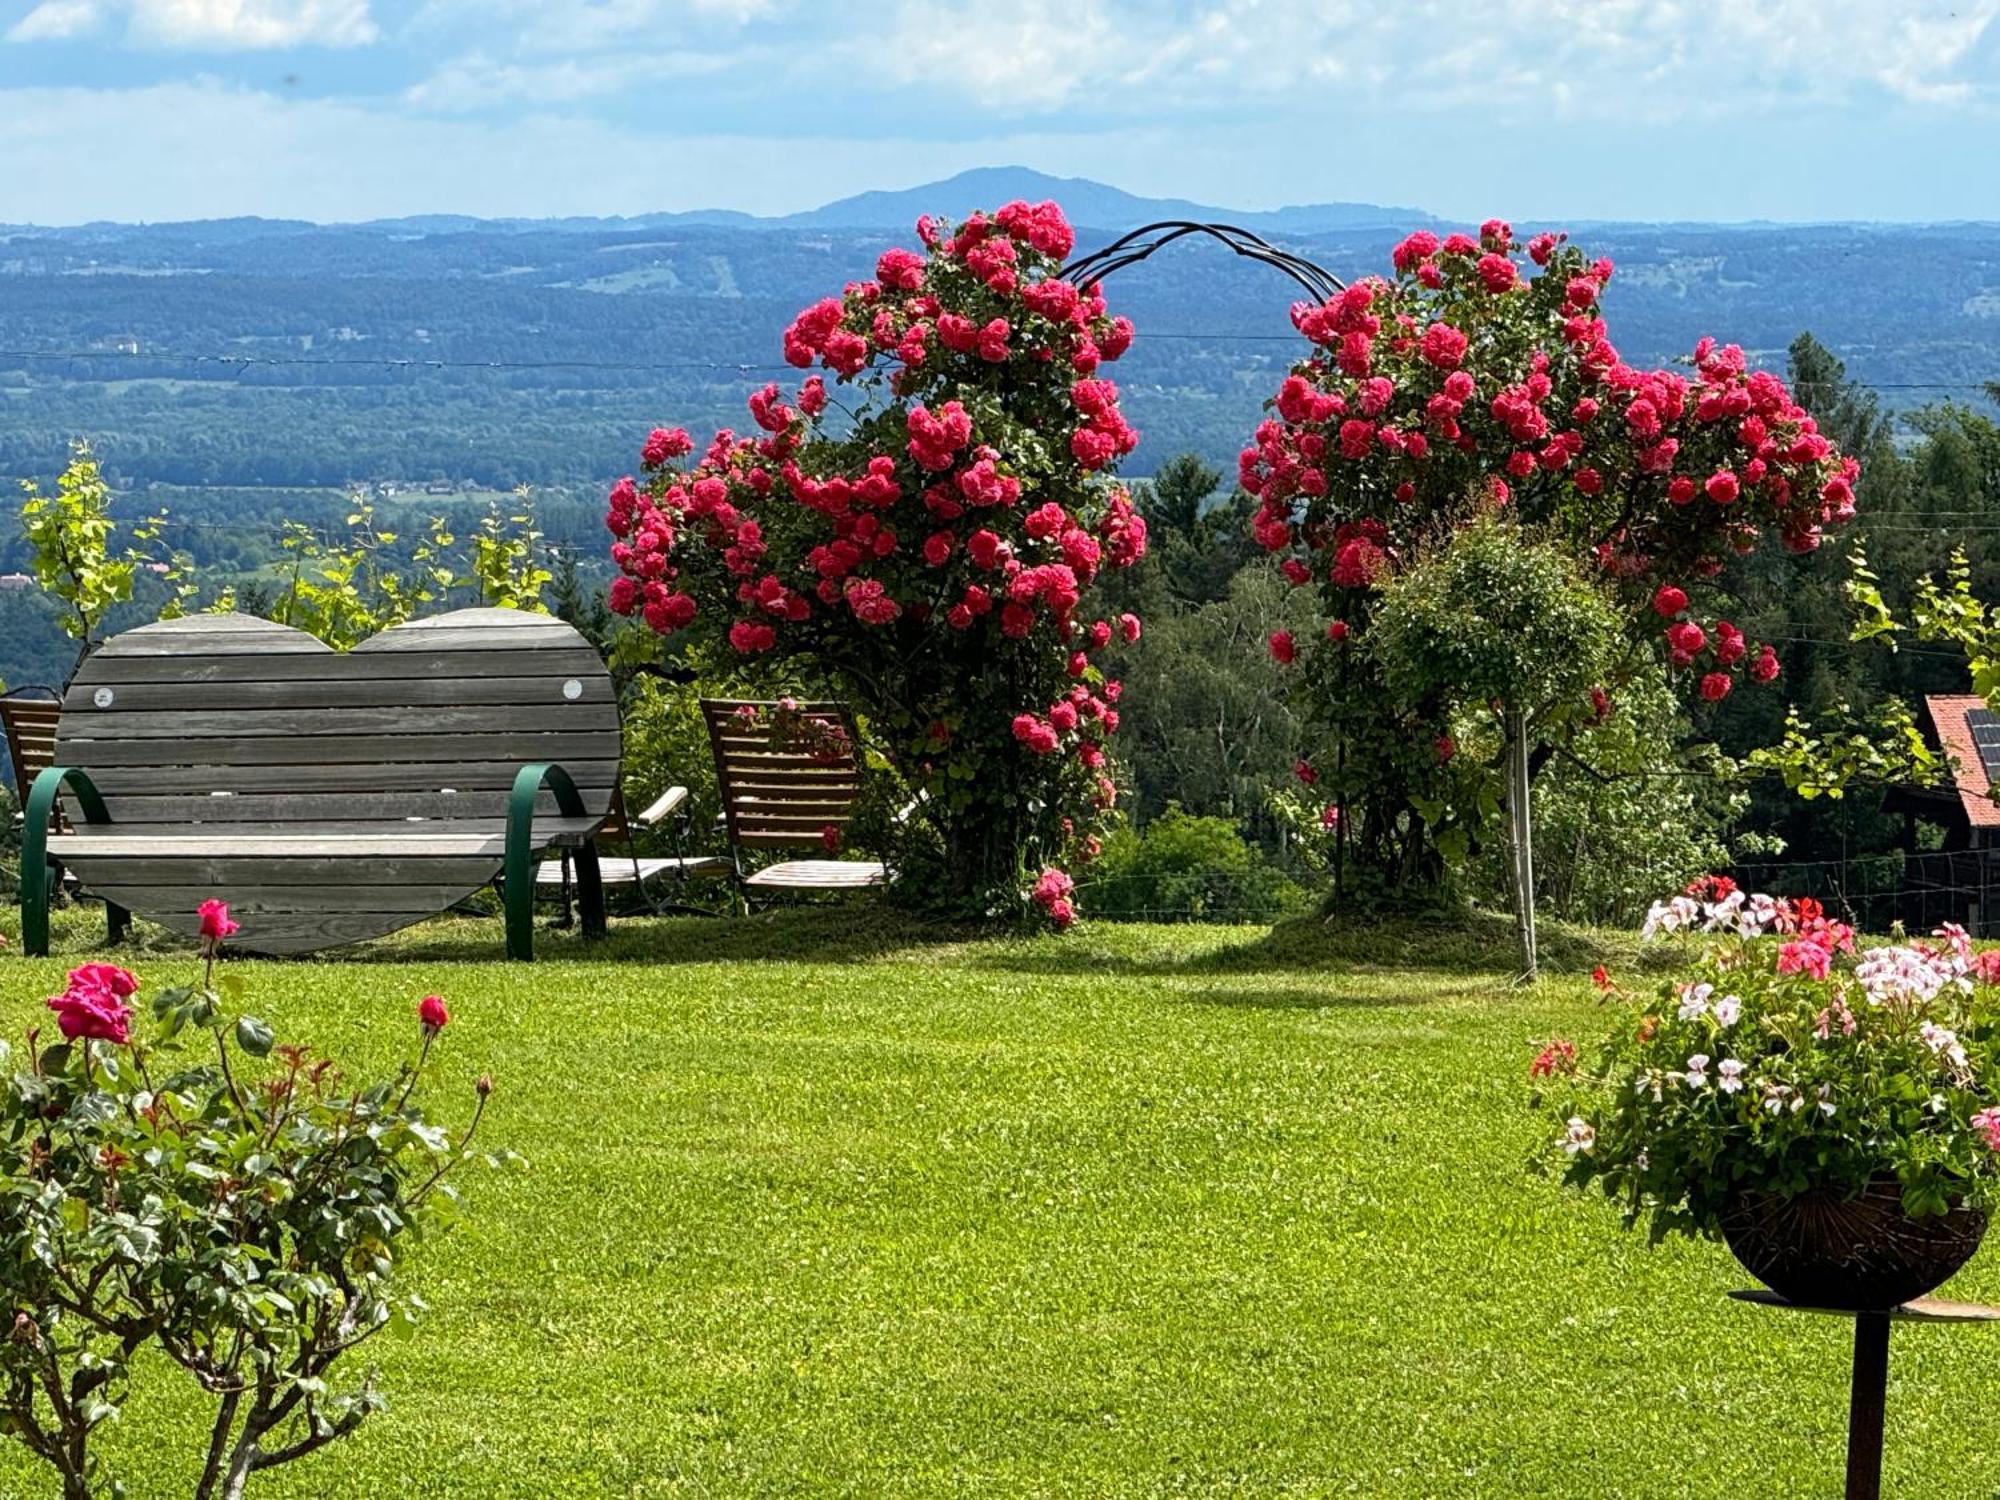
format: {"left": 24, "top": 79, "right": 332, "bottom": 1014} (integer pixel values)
{"left": 1508, "top": 712, "right": 1538, "bottom": 982}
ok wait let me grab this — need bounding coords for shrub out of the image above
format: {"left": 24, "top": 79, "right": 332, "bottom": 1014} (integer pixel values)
{"left": 1242, "top": 221, "right": 1857, "bottom": 899}
{"left": 1088, "top": 806, "right": 1307, "bottom": 923}
{"left": 0, "top": 910, "right": 500, "bottom": 1500}
{"left": 606, "top": 200, "right": 1147, "bottom": 923}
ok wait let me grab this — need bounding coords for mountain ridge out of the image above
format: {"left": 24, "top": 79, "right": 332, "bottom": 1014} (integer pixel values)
{"left": 8, "top": 167, "right": 1997, "bottom": 240}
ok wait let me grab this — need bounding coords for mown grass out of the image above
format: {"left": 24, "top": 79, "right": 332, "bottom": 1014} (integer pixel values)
{"left": 0, "top": 904, "right": 1997, "bottom": 1497}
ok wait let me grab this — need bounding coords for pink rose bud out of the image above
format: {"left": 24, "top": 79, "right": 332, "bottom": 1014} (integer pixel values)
{"left": 198, "top": 898, "right": 240, "bottom": 941}
{"left": 418, "top": 994, "right": 450, "bottom": 1034}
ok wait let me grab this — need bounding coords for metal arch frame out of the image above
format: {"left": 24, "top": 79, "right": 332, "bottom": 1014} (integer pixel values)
{"left": 1060, "top": 220, "right": 1346, "bottom": 303}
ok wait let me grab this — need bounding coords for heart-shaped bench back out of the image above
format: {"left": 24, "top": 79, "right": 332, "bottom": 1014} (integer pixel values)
{"left": 55, "top": 607, "right": 620, "bottom": 951}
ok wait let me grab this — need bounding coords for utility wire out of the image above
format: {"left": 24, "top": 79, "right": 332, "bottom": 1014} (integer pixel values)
{"left": 0, "top": 344, "right": 1994, "bottom": 392}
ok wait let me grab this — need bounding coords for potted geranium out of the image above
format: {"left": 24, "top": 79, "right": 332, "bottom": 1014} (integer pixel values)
{"left": 1536, "top": 878, "right": 2000, "bottom": 1309}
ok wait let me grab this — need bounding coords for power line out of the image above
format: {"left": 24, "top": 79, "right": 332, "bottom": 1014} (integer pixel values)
{"left": 0, "top": 344, "right": 1994, "bottom": 392}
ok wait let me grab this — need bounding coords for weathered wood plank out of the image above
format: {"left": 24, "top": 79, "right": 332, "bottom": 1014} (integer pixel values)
{"left": 99, "top": 630, "right": 332, "bottom": 657}
{"left": 44, "top": 856, "right": 501, "bottom": 886}
{"left": 355, "top": 622, "right": 582, "bottom": 652}
{"left": 77, "top": 647, "right": 609, "bottom": 685}
{"left": 70, "top": 789, "right": 585, "bottom": 824}
{"left": 82, "top": 883, "right": 492, "bottom": 914}
{"left": 49, "top": 819, "right": 602, "bottom": 858}
{"left": 69, "top": 760, "right": 621, "bottom": 795}
{"left": 60, "top": 704, "right": 620, "bottom": 741}
{"left": 62, "top": 675, "right": 615, "bottom": 713}
{"left": 132, "top": 908, "right": 468, "bottom": 955}
{"left": 61, "top": 732, "right": 620, "bottom": 769}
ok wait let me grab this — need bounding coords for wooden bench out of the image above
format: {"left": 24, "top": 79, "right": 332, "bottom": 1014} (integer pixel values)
{"left": 701, "top": 698, "right": 887, "bottom": 905}
{"left": 21, "top": 607, "right": 621, "bottom": 959}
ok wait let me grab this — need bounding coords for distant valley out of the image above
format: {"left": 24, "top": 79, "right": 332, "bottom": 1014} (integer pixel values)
{"left": 3, "top": 164, "right": 1997, "bottom": 508}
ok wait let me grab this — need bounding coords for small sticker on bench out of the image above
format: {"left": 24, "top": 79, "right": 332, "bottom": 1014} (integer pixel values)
{"left": 563, "top": 679, "right": 584, "bottom": 700}
{"left": 93, "top": 688, "right": 114, "bottom": 708}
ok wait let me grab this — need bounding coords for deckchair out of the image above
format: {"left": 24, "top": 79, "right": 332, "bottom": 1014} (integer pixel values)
{"left": 699, "top": 699, "right": 887, "bottom": 906}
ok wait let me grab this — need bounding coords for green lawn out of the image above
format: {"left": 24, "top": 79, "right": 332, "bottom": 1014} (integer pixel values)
{"left": 3, "top": 908, "right": 2000, "bottom": 1497}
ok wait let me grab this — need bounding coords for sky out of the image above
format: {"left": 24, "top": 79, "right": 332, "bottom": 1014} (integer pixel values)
{"left": 1, "top": 0, "right": 1997, "bottom": 226}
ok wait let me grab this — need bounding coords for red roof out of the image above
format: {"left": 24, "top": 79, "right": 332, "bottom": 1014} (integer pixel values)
{"left": 1928, "top": 695, "right": 2000, "bottom": 828}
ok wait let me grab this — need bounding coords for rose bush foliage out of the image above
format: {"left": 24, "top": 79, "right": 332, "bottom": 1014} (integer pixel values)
{"left": 1241, "top": 221, "right": 1858, "bottom": 895}
{"left": 0, "top": 907, "right": 498, "bottom": 1500}
{"left": 607, "top": 200, "right": 1146, "bottom": 920}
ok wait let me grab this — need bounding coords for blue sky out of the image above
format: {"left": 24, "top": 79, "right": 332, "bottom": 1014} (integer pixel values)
{"left": 2, "top": 0, "right": 1997, "bottom": 225}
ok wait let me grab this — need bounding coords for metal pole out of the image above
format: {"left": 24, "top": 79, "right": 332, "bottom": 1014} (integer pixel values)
{"left": 1509, "top": 712, "right": 1537, "bottom": 981}
{"left": 1845, "top": 1311, "right": 1890, "bottom": 1500}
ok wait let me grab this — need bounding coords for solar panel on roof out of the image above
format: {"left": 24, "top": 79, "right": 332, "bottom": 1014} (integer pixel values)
{"left": 1968, "top": 707, "right": 2000, "bottom": 779}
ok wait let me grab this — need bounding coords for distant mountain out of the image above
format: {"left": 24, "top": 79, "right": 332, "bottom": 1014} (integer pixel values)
{"left": 770, "top": 166, "right": 1437, "bottom": 235}
{"left": 0, "top": 167, "right": 1436, "bottom": 241}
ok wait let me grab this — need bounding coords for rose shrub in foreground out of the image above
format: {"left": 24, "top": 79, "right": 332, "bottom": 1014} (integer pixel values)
{"left": 1243, "top": 221, "right": 1857, "bottom": 897}
{"left": 0, "top": 907, "right": 502, "bottom": 1500}
{"left": 607, "top": 200, "right": 1146, "bottom": 921}
{"left": 1535, "top": 878, "right": 2000, "bottom": 1241}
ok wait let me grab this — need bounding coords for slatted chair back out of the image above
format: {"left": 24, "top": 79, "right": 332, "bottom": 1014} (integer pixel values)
{"left": 1, "top": 688, "right": 62, "bottom": 798}
{"left": 50, "top": 608, "right": 621, "bottom": 953}
{"left": 700, "top": 699, "right": 865, "bottom": 852}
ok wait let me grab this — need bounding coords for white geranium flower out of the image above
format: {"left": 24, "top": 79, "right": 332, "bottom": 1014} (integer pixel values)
{"left": 1684, "top": 1053, "right": 1711, "bottom": 1090}
{"left": 1713, "top": 994, "right": 1742, "bottom": 1028}
{"left": 1563, "top": 1117, "right": 1596, "bottom": 1155}
{"left": 1717, "top": 1058, "right": 1745, "bottom": 1094}
{"left": 1676, "top": 982, "right": 1714, "bottom": 1022}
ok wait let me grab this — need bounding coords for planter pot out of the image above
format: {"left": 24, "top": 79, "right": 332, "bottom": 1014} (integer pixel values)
{"left": 1719, "top": 1178, "right": 1988, "bottom": 1311}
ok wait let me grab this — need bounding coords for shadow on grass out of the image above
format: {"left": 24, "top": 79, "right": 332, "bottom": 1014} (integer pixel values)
{"left": 26, "top": 894, "right": 1655, "bottom": 982}
{"left": 972, "top": 905, "right": 1645, "bottom": 983}
{"left": 1170, "top": 984, "right": 1436, "bottom": 1011}
{"left": 308, "top": 902, "right": 981, "bottom": 967}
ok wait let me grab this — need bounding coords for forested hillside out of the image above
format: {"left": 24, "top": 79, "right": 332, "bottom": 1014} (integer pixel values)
{"left": 5, "top": 187, "right": 1998, "bottom": 500}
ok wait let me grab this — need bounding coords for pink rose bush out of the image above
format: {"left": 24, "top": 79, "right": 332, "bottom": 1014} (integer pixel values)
{"left": 0, "top": 904, "right": 502, "bottom": 1499}
{"left": 608, "top": 201, "right": 1146, "bottom": 919}
{"left": 1538, "top": 877, "right": 2000, "bottom": 1239}
{"left": 1245, "top": 220, "right": 1856, "bottom": 897}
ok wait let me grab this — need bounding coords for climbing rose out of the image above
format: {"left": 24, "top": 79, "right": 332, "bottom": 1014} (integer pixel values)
{"left": 1699, "top": 672, "right": 1732, "bottom": 702}
{"left": 1652, "top": 585, "right": 1688, "bottom": 618}
{"left": 1269, "top": 630, "right": 1297, "bottom": 664}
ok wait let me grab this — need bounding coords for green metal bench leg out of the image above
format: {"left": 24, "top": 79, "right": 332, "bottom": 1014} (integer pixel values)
{"left": 21, "top": 767, "right": 110, "bottom": 958}
{"left": 505, "top": 762, "right": 594, "bottom": 962}
{"left": 573, "top": 843, "right": 607, "bottom": 940}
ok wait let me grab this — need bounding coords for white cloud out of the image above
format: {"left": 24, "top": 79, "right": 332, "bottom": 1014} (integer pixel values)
{"left": 6, "top": 0, "right": 104, "bottom": 41}
{"left": 404, "top": 47, "right": 734, "bottom": 111}
{"left": 869, "top": 0, "right": 1999, "bottom": 116}
{"left": 8, "top": 0, "right": 377, "bottom": 48}
{"left": 406, "top": 0, "right": 781, "bottom": 55}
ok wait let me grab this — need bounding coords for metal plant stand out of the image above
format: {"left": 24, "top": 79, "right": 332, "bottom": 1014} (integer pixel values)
{"left": 1731, "top": 1289, "right": 2000, "bottom": 1498}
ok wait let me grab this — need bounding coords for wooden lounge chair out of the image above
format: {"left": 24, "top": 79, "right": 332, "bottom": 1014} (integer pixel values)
{"left": 1, "top": 686, "right": 62, "bottom": 804}
{"left": 700, "top": 698, "right": 886, "bottom": 906}
{"left": 23, "top": 608, "right": 620, "bottom": 960}
{"left": 536, "top": 783, "right": 729, "bottom": 916}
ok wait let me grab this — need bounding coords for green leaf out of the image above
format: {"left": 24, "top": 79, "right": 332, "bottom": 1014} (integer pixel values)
{"left": 235, "top": 1016, "right": 276, "bottom": 1059}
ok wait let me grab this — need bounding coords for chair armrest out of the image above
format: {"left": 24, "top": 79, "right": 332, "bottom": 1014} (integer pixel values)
{"left": 633, "top": 786, "right": 689, "bottom": 827}
{"left": 21, "top": 766, "right": 110, "bottom": 956}
{"left": 505, "top": 763, "right": 595, "bottom": 960}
